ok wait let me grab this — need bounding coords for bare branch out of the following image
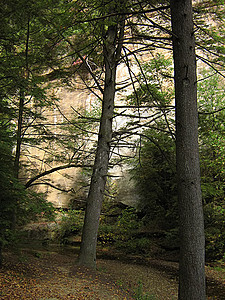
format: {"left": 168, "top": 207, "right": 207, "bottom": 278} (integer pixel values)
{"left": 25, "top": 163, "right": 92, "bottom": 189}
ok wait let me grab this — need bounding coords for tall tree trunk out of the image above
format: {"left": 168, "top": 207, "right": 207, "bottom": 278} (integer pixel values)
{"left": 170, "top": 1, "right": 206, "bottom": 299}
{"left": 78, "top": 21, "right": 125, "bottom": 269}
{"left": 11, "top": 89, "right": 25, "bottom": 231}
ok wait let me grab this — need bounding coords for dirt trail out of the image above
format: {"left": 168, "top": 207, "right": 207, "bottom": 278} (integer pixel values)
{"left": 97, "top": 250, "right": 225, "bottom": 300}
{"left": 0, "top": 247, "right": 224, "bottom": 299}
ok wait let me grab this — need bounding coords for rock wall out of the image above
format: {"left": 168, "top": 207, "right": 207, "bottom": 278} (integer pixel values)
{"left": 23, "top": 58, "right": 144, "bottom": 208}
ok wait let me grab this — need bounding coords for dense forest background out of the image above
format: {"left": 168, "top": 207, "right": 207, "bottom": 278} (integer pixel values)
{"left": 0, "top": 0, "right": 225, "bottom": 298}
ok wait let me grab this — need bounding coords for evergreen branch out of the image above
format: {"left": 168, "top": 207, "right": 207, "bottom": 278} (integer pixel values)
{"left": 73, "top": 6, "right": 170, "bottom": 24}
{"left": 198, "top": 107, "right": 225, "bottom": 115}
{"left": 196, "top": 55, "right": 225, "bottom": 79}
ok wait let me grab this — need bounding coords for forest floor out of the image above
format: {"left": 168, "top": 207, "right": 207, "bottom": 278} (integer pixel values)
{"left": 0, "top": 243, "right": 225, "bottom": 300}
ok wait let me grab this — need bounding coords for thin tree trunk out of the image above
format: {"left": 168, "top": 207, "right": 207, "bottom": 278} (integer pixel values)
{"left": 78, "top": 21, "right": 125, "bottom": 269}
{"left": 14, "top": 90, "right": 24, "bottom": 179}
{"left": 11, "top": 89, "right": 25, "bottom": 231}
{"left": 0, "top": 240, "right": 3, "bottom": 267}
{"left": 14, "top": 17, "right": 29, "bottom": 179}
{"left": 170, "top": 0, "right": 206, "bottom": 299}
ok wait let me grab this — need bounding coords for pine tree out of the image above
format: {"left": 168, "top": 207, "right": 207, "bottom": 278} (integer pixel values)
{"left": 170, "top": 0, "right": 206, "bottom": 298}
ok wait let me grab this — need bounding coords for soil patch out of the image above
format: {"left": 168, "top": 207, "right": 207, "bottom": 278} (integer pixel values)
{"left": 0, "top": 246, "right": 224, "bottom": 299}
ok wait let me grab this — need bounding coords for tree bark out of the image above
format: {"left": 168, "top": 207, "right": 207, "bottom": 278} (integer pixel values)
{"left": 11, "top": 89, "right": 25, "bottom": 231}
{"left": 14, "top": 90, "right": 24, "bottom": 179}
{"left": 78, "top": 21, "right": 125, "bottom": 269}
{"left": 170, "top": 1, "right": 206, "bottom": 299}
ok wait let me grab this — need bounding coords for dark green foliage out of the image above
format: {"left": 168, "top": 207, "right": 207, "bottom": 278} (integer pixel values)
{"left": 56, "top": 210, "right": 84, "bottom": 244}
{"left": 129, "top": 128, "right": 180, "bottom": 252}
{"left": 0, "top": 0, "right": 88, "bottom": 263}
{"left": 204, "top": 203, "right": 225, "bottom": 260}
{"left": 113, "top": 207, "right": 148, "bottom": 254}
{"left": 132, "top": 129, "right": 177, "bottom": 231}
{"left": 99, "top": 206, "right": 151, "bottom": 254}
{"left": 0, "top": 97, "right": 55, "bottom": 264}
{"left": 126, "top": 54, "right": 174, "bottom": 108}
{"left": 198, "top": 71, "right": 225, "bottom": 206}
{"left": 129, "top": 68, "right": 225, "bottom": 261}
{"left": 18, "top": 191, "right": 56, "bottom": 226}
{"left": 0, "top": 98, "right": 19, "bottom": 258}
{"left": 198, "top": 69, "right": 225, "bottom": 260}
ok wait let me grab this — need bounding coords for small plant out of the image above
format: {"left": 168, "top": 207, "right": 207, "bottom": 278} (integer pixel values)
{"left": 134, "top": 280, "right": 157, "bottom": 300}
{"left": 18, "top": 254, "right": 29, "bottom": 263}
{"left": 213, "top": 266, "right": 225, "bottom": 272}
{"left": 34, "top": 251, "right": 42, "bottom": 258}
{"left": 116, "top": 279, "right": 123, "bottom": 287}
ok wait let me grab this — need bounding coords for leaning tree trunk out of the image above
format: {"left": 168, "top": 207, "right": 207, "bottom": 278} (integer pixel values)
{"left": 170, "top": 0, "right": 206, "bottom": 299}
{"left": 78, "top": 21, "right": 125, "bottom": 269}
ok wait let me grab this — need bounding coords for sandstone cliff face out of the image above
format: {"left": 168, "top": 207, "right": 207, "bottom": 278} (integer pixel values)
{"left": 23, "top": 47, "right": 155, "bottom": 208}
{"left": 22, "top": 61, "right": 137, "bottom": 208}
{"left": 46, "top": 83, "right": 93, "bottom": 208}
{"left": 22, "top": 75, "right": 95, "bottom": 208}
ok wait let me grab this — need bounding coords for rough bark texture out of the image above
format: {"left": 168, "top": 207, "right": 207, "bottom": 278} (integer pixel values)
{"left": 78, "top": 21, "right": 124, "bottom": 269}
{"left": 170, "top": 0, "right": 206, "bottom": 299}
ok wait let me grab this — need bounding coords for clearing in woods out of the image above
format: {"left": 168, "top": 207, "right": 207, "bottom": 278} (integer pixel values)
{"left": 0, "top": 245, "right": 225, "bottom": 299}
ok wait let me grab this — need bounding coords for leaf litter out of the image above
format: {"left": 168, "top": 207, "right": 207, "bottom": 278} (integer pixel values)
{"left": 0, "top": 248, "right": 224, "bottom": 299}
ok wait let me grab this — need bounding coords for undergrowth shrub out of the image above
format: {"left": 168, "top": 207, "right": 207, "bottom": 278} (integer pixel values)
{"left": 56, "top": 210, "right": 84, "bottom": 244}
{"left": 99, "top": 207, "right": 151, "bottom": 254}
{"left": 115, "top": 237, "right": 151, "bottom": 254}
{"left": 204, "top": 203, "right": 225, "bottom": 261}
